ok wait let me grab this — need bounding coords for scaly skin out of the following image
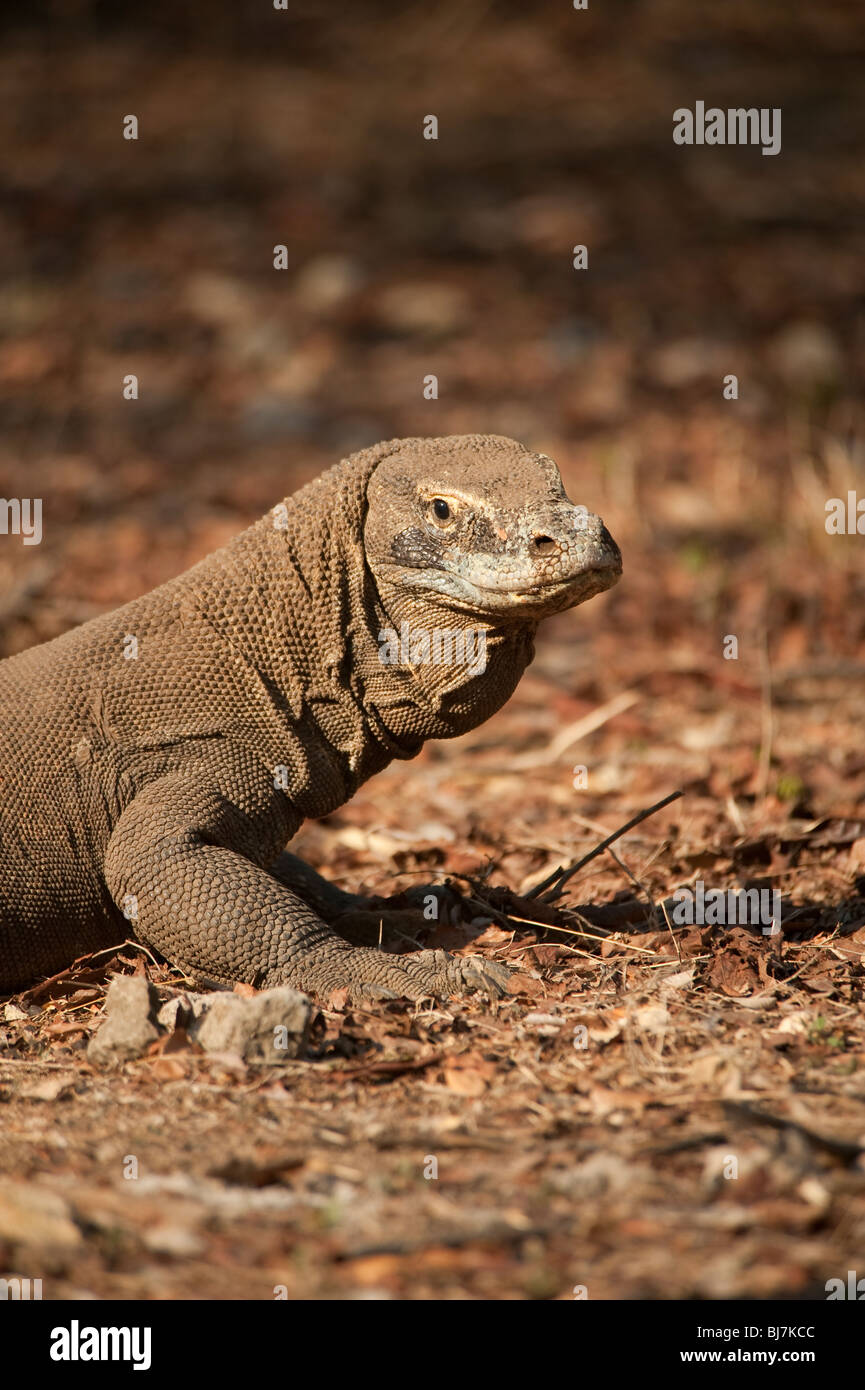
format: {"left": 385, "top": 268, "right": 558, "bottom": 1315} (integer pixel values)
{"left": 0, "top": 435, "right": 621, "bottom": 1000}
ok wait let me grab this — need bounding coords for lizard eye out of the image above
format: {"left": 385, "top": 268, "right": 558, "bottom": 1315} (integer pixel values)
{"left": 427, "top": 497, "right": 456, "bottom": 528}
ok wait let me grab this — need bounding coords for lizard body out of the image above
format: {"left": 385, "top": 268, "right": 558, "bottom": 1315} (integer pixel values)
{"left": 0, "top": 435, "right": 621, "bottom": 999}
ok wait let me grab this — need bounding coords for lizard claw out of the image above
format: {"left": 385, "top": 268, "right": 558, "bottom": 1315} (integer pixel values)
{"left": 404, "top": 948, "right": 513, "bottom": 999}
{"left": 454, "top": 956, "right": 514, "bottom": 998}
{"left": 298, "top": 945, "right": 514, "bottom": 1005}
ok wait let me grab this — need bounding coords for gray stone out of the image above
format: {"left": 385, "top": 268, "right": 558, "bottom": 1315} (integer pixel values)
{"left": 86, "top": 975, "right": 160, "bottom": 1066}
{"left": 191, "top": 988, "right": 311, "bottom": 1063}
{"left": 156, "top": 992, "right": 212, "bottom": 1031}
{"left": 0, "top": 1181, "right": 82, "bottom": 1253}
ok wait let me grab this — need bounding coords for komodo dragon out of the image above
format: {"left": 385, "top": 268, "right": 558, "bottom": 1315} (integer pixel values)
{"left": 0, "top": 435, "right": 621, "bottom": 1000}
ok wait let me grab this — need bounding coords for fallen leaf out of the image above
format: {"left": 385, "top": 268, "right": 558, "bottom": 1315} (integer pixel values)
{"left": 326, "top": 987, "right": 351, "bottom": 1013}
{"left": 504, "top": 972, "right": 544, "bottom": 997}
{"left": 632, "top": 1003, "right": 670, "bottom": 1033}
{"left": 848, "top": 838, "right": 865, "bottom": 870}
{"left": 442, "top": 1053, "right": 497, "bottom": 1096}
{"left": 709, "top": 952, "right": 758, "bottom": 997}
{"left": 42, "top": 1018, "right": 91, "bottom": 1036}
{"left": 527, "top": 944, "right": 567, "bottom": 967}
{"left": 19, "top": 1075, "right": 76, "bottom": 1101}
{"left": 144, "top": 1056, "right": 190, "bottom": 1081}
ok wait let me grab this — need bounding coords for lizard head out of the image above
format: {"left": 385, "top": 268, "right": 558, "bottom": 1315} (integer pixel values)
{"left": 364, "top": 434, "right": 622, "bottom": 621}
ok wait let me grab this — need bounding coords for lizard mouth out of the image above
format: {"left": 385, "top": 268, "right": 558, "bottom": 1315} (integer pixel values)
{"left": 395, "top": 557, "right": 622, "bottom": 616}
{"left": 461, "top": 560, "right": 621, "bottom": 597}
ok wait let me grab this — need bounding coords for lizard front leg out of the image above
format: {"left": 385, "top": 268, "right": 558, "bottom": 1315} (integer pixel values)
{"left": 269, "top": 851, "right": 439, "bottom": 951}
{"left": 104, "top": 776, "right": 510, "bottom": 1001}
{"left": 268, "top": 850, "right": 371, "bottom": 918}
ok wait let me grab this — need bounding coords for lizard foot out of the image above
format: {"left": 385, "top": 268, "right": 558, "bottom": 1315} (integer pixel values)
{"left": 378, "top": 947, "right": 514, "bottom": 1002}
{"left": 293, "top": 945, "right": 514, "bottom": 1004}
{"left": 451, "top": 955, "right": 513, "bottom": 998}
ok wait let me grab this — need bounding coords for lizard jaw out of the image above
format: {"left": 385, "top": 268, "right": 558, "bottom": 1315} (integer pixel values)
{"left": 389, "top": 555, "right": 621, "bottom": 618}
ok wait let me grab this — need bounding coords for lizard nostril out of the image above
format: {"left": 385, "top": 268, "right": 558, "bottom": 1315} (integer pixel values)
{"left": 533, "top": 534, "right": 557, "bottom": 556}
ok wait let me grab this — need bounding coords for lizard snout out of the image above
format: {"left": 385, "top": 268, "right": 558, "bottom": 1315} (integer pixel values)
{"left": 521, "top": 509, "right": 622, "bottom": 611}
{"left": 594, "top": 523, "right": 622, "bottom": 573}
{"left": 532, "top": 532, "right": 559, "bottom": 556}
{"left": 530, "top": 511, "right": 621, "bottom": 573}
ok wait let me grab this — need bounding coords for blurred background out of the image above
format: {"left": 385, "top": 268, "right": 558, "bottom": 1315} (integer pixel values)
{"left": 0, "top": 0, "right": 863, "bottom": 662}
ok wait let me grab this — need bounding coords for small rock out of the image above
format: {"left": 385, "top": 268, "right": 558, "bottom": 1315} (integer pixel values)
{"left": 566, "top": 1153, "right": 637, "bottom": 1198}
{"left": 294, "top": 255, "right": 361, "bottom": 311}
{"left": 191, "top": 988, "right": 311, "bottom": 1063}
{"left": 768, "top": 320, "right": 841, "bottom": 385}
{"left": 156, "top": 992, "right": 213, "bottom": 1032}
{"left": 156, "top": 996, "right": 186, "bottom": 1032}
{"left": 86, "top": 975, "right": 160, "bottom": 1066}
{"left": 650, "top": 336, "right": 730, "bottom": 388}
{"left": 143, "top": 1224, "right": 205, "bottom": 1259}
{"left": 19, "top": 1075, "right": 76, "bottom": 1102}
{"left": 0, "top": 1181, "right": 82, "bottom": 1252}
{"left": 183, "top": 272, "right": 255, "bottom": 328}
{"left": 376, "top": 281, "right": 468, "bottom": 335}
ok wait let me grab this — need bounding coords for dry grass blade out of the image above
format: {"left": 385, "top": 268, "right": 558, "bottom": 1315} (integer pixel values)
{"left": 527, "top": 790, "right": 684, "bottom": 902}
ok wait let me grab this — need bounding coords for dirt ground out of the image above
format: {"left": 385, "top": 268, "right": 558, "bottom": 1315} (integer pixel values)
{"left": 1, "top": 1, "right": 864, "bottom": 1300}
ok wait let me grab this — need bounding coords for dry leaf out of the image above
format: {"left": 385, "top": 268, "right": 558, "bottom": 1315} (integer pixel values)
{"left": 19, "top": 1075, "right": 76, "bottom": 1102}
{"left": 326, "top": 987, "right": 351, "bottom": 1013}
{"left": 145, "top": 1056, "right": 189, "bottom": 1082}
{"left": 504, "top": 972, "right": 544, "bottom": 997}
{"left": 442, "top": 1053, "right": 497, "bottom": 1096}
{"left": 709, "top": 952, "right": 758, "bottom": 997}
